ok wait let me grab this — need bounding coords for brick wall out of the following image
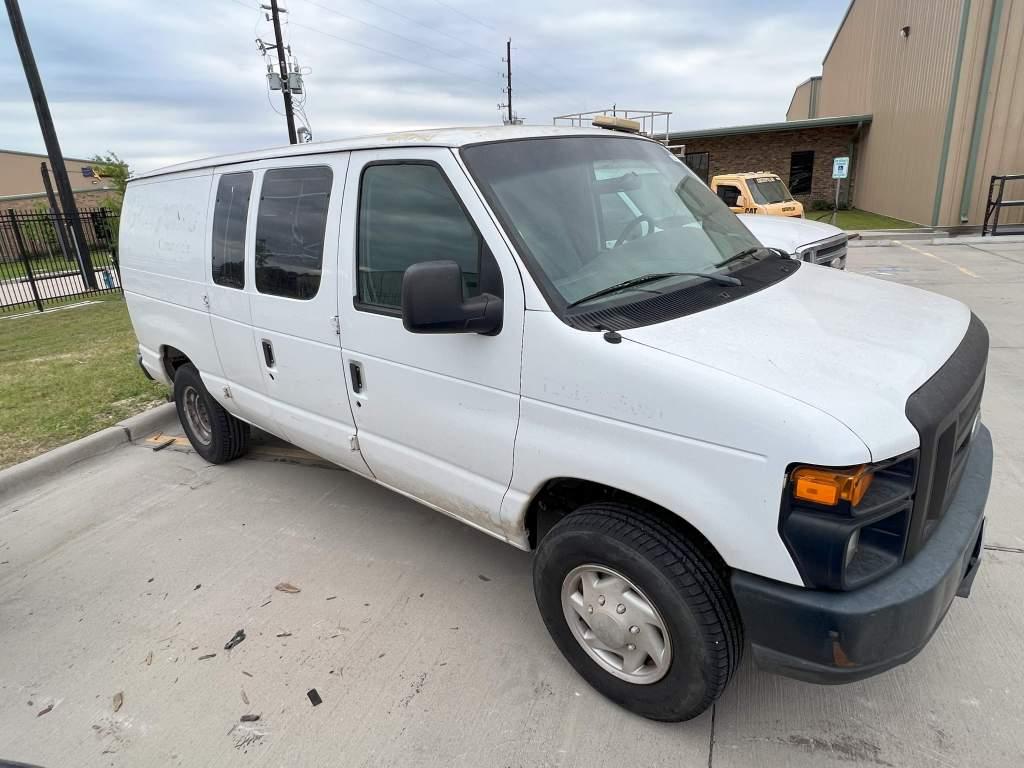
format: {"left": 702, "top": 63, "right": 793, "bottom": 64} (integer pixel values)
{"left": 670, "top": 125, "right": 860, "bottom": 209}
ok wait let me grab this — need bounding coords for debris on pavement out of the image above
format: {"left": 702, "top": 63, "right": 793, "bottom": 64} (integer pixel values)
{"left": 275, "top": 582, "right": 301, "bottom": 594}
{"left": 242, "top": 671, "right": 253, "bottom": 678}
{"left": 147, "top": 577, "right": 154, "bottom": 583}
{"left": 152, "top": 437, "right": 176, "bottom": 452}
{"left": 194, "top": 584, "right": 201, "bottom": 590}
{"left": 259, "top": 599, "right": 272, "bottom": 608}
{"left": 240, "top": 713, "right": 261, "bottom": 722}
{"left": 112, "top": 692, "right": 123, "bottom": 712}
{"left": 37, "top": 704, "right": 53, "bottom": 717}
{"left": 307, "top": 689, "right": 322, "bottom": 706}
{"left": 224, "top": 629, "right": 246, "bottom": 650}
{"left": 326, "top": 595, "right": 337, "bottom": 600}
{"left": 144, "top": 651, "right": 153, "bottom": 666}
{"left": 198, "top": 653, "right": 217, "bottom": 661}
{"left": 241, "top": 688, "right": 250, "bottom": 705}
{"left": 275, "top": 632, "right": 292, "bottom": 638}
{"left": 478, "top": 574, "right": 491, "bottom": 582}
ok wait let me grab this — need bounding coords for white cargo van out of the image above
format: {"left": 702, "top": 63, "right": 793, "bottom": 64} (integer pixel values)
{"left": 121, "top": 126, "right": 991, "bottom": 722}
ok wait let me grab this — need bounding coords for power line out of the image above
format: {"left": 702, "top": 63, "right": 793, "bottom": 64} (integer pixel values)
{"left": 288, "top": 20, "right": 493, "bottom": 87}
{"left": 350, "top": 0, "right": 497, "bottom": 59}
{"left": 299, "top": 0, "right": 497, "bottom": 74}
{"left": 431, "top": 0, "right": 497, "bottom": 32}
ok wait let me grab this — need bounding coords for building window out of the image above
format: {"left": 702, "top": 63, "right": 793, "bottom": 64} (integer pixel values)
{"left": 212, "top": 172, "right": 253, "bottom": 289}
{"left": 789, "top": 151, "right": 815, "bottom": 195}
{"left": 357, "top": 162, "right": 488, "bottom": 310}
{"left": 683, "top": 152, "right": 710, "bottom": 184}
{"left": 254, "top": 165, "right": 333, "bottom": 300}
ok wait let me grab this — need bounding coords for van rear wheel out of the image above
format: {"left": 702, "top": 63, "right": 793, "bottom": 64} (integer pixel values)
{"left": 533, "top": 502, "right": 742, "bottom": 722}
{"left": 173, "top": 364, "right": 250, "bottom": 464}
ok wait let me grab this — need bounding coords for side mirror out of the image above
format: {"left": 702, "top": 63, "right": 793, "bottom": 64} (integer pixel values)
{"left": 401, "top": 260, "right": 502, "bottom": 335}
{"left": 734, "top": 195, "right": 747, "bottom": 209}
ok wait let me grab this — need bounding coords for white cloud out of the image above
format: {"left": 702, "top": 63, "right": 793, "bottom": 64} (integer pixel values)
{"left": 0, "top": 0, "right": 848, "bottom": 173}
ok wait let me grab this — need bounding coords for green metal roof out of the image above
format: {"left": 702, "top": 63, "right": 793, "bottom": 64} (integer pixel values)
{"left": 667, "top": 114, "right": 871, "bottom": 142}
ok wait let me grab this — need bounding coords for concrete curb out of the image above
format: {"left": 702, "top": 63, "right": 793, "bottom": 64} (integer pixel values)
{"left": 0, "top": 403, "right": 179, "bottom": 504}
{"left": 850, "top": 234, "right": 1024, "bottom": 248}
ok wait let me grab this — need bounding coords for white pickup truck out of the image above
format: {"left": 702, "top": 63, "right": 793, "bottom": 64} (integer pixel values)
{"left": 121, "top": 126, "right": 990, "bottom": 722}
{"left": 740, "top": 213, "right": 848, "bottom": 269}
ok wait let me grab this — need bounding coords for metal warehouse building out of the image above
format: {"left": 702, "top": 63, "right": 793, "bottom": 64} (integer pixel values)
{"left": 670, "top": 0, "right": 1024, "bottom": 228}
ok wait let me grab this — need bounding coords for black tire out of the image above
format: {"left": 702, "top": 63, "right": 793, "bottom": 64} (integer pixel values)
{"left": 173, "top": 363, "right": 250, "bottom": 464}
{"left": 533, "top": 502, "right": 742, "bottom": 722}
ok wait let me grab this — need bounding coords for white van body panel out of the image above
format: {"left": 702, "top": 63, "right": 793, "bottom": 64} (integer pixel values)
{"left": 504, "top": 309, "right": 874, "bottom": 585}
{"left": 121, "top": 170, "right": 219, "bottom": 385}
{"left": 620, "top": 265, "right": 970, "bottom": 463}
{"left": 336, "top": 147, "right": 526, "bottom": 536}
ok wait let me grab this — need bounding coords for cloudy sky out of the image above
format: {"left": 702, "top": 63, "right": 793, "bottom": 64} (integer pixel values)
{"left": 1, "top": 0, "right": 848, "bottom": 173}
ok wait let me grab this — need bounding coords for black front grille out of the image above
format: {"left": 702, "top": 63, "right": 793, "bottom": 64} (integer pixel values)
{"left": 904, "top": 313, "right": 988, "bottom": 557}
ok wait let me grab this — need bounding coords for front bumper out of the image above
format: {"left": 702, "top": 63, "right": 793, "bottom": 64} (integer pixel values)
{"left": 732, "top": 424, "right": 992, "bottom": 684}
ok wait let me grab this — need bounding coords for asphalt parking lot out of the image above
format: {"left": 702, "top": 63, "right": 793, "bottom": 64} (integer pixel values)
{"left": 1, "top": 238, "right": 1023, "bottom": 767}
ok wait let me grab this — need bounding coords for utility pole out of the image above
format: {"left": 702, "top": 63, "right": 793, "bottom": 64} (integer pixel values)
{"left": 5, "top": 0, "right": 96, "bottom": 286}
{"left": 263, "top": 0, "right": 297, "bottom": 144}
{"left": 40, "top": 163, "right": 73, "bottom": 262}
{"left": 505, "top": 38, "right": 512, "bottom": 125}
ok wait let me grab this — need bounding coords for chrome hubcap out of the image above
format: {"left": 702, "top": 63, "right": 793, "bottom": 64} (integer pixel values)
{"left": 561, "top": 564, "right": 671, "bottom": 684}
{"left": 182, "top": 385, "right": 212, "bottom": 446}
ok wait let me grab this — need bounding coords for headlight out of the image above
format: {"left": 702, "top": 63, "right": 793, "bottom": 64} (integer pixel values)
{"left": 780, "top": 453, "right": 917, "bottom": 590}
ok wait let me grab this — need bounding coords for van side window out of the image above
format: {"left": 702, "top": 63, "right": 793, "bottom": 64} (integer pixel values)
{"left": 357, "top": 162, "right": 497, "bottom": 311}
{"left": 254, "top": 166, "right": 332, "bottom": 300}
{"left": 212, "top": 172, "right": 253, "bottom": 289}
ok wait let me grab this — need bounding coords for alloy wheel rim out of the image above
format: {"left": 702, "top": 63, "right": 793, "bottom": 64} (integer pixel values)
{"left": 560, "top": 564, "right": 672, "bottom": 684}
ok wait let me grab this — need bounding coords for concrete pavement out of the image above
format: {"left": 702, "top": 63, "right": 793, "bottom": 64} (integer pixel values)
{"left": 1, "top": 240, "right": 1023, "bottom": 766}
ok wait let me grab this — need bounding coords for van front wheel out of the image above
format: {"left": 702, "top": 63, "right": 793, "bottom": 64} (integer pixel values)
{"left": 173, "top": 364, "right": 250, "bottom": 464}
{"left": 533, "top": 503, "right": 742, "bottom": 721}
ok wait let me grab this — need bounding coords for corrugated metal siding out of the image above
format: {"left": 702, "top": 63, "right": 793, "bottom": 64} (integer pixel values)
{"left": 787, "top": 81, "right": 813, "bottom": 121}
{"left": 818, "top": 0, "right": 967, "bottom": 224}
{"left": 940, "top": 0, "right": 1024, "bottom": 225}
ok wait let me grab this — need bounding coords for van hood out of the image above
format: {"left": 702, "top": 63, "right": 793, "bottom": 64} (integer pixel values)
{"left": 738, "top": 214, "right": 844, "bottom": 253}
{"left": 619, "top": 264, "right": 970, "bottom": 461}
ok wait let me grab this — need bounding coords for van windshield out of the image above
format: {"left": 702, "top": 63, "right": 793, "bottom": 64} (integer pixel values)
{"left": 747, "top": 177, "right": 794, "bottom": 204}
{"left": 461, "top": 137, "right": 762, "bottom": 308}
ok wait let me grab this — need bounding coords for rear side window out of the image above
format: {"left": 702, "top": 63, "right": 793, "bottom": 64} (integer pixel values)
{"left": 357, "top": 162, "right": 487, "bottom": 310}
{"left": 212, "top": 172, "right": 253, "bottom": 289}
{"left": 254, "top": 166, "right": 333, "bottom": 300}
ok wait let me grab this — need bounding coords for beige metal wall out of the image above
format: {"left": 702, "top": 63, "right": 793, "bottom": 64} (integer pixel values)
{"left": 0, "top": 151, "right": 112, "bottom": 199}
{"left": 937, "top": 0, "right": 1024, "bottom": 226}
{"left": 818, "top": 0, "right": 967, "bottom": 225}
{"left": 787, "top": 81, "right": 813, "bottom": 121}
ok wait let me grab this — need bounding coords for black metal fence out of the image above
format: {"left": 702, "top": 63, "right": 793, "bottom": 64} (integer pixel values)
{"left": 0, "top": 207, "right": 121, "bottom": 314}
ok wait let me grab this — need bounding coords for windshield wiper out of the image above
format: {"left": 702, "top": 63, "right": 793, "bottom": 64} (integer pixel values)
{"left": 715, "top": 247, "right": 766, "bottom": 268}
{"left": 567, "top": 271, "right": 742, "bottom": 309}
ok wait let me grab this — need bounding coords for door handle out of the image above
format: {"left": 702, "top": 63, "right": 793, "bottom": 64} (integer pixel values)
{"left": 261, "top": 339, "right": 275, "bottom": 368}
{"left": 349, "top": 362, "right": 363, "bottom": 393}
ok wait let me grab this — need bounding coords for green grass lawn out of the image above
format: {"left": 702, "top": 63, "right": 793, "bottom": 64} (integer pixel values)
{"left": 0, "top": 249, "right": 117, "bottom": 280}
{"left": 0, "top": 297, "right": 167, "bottom": 469}
{"left": 806, "top": 208, "right": 919, "bottom": 230}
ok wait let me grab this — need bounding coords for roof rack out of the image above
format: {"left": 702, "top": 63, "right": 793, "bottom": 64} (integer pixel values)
{"left": 552, "top": 108, "right": 672, "bottom": 143}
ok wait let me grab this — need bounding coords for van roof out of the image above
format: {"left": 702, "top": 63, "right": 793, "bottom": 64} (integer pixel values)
{"left": 132, "top": 125, "right": 640, "bottom": 181}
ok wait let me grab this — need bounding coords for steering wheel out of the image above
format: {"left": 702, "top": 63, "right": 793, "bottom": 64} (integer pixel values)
{"left": 612, "top": 213, "right": 654, "bottom": 249}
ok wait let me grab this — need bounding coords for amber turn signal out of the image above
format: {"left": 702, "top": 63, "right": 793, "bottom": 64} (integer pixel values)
{"left": 792, "top": 465, "right": 874, "bottom": 507}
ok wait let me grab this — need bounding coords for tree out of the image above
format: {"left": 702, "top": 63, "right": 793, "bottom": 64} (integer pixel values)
{"left": 90, "top": 151, "right": 130, "bottom": 195}
{"left": 89, "top": 152, "right": 130, "bottom": 241}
